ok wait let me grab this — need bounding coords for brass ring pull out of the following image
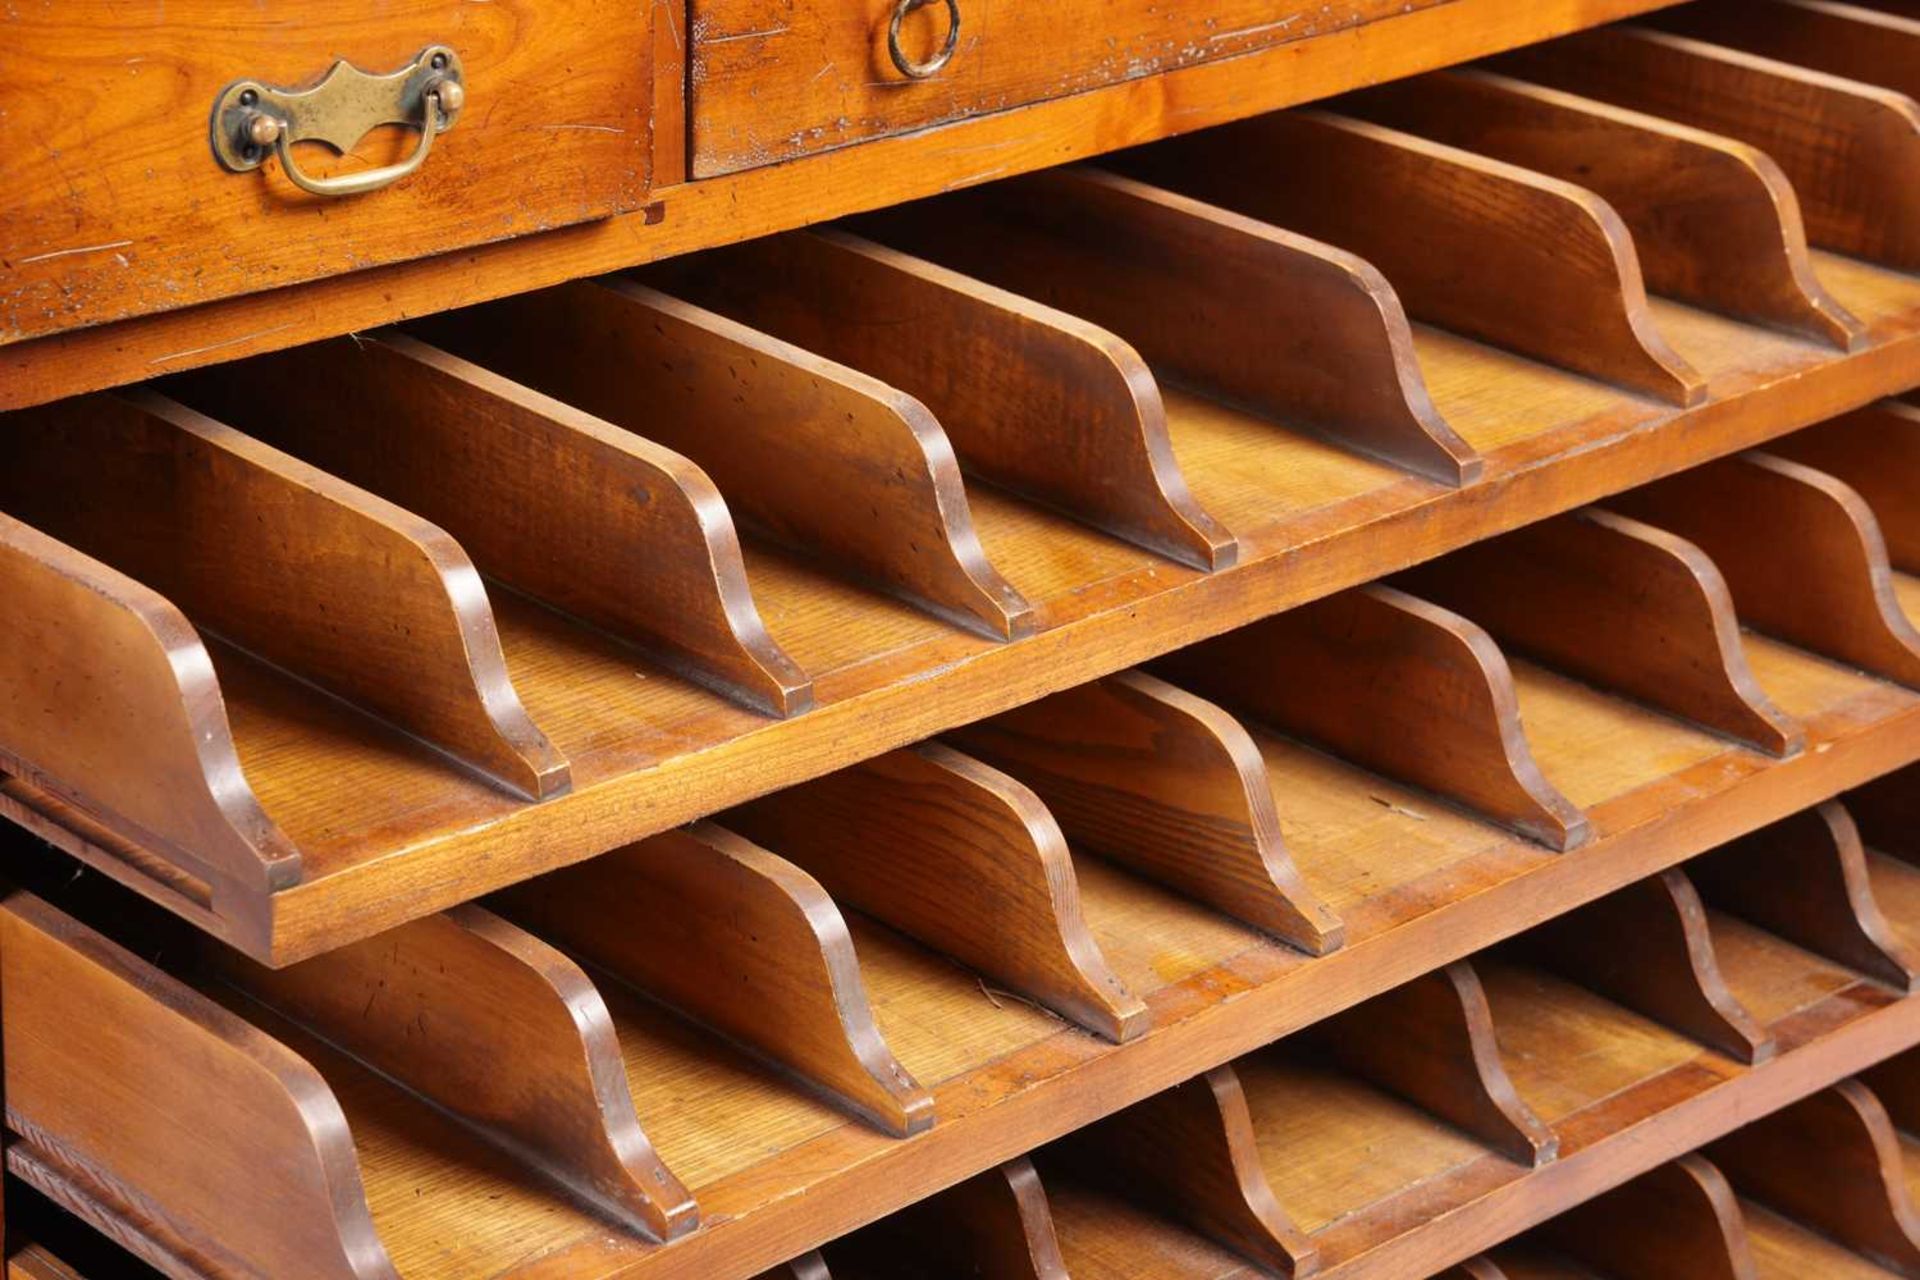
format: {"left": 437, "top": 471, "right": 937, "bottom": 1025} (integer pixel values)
{"left": 269, "top": 81, "right": 456, "bottom": 197}
{"left": 887, "top": 0, "right": 960, "bottom": 79}
{"left": 211, "top": 46, "right": 466, "bottom": 198}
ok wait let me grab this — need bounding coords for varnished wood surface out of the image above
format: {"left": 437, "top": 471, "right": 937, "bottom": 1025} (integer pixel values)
{"left": 0, "top": 0, "right": 1679, "bottom": 409}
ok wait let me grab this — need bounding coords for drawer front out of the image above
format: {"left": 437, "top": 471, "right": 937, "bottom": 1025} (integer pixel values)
{"left": 688, "top": 0, "right": 1452, "bottom": 177}
{"left": 1, "top": 0, "right": 650, "bottom": 343}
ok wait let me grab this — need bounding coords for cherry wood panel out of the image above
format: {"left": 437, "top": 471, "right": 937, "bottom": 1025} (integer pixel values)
{"left": 1772, "top": 402, "right": 1920, "bottom": 576}
{"left": 1343, "top": 69, "right": 1863, "bottom": 348}
{"left": 1496, "top": 26, "right": 1920, "bottom": 270}
{"left": 644, "top": 230, "right": 1235, "bottom": 569}
{"left": 492, "top": 823, "right": 935, "bottom": 1137}
{"left": 1155, "top": 586, "right": 1589, "bottom": 850}
{"left": 412, "top": 281, "right": 1032, "bottom": 639}
{"left": 1119, "top": 109, "right": 1704, "bottom": 403}
{"left": 722, "top": 744, "right": 1147, "bottom": 1042}
{"left": 856, "top": 168, "right": 1481, "bottom": 485}
{"left": 164, "top": 335, "right": 811, "bottom": 717}
{"left": 1538, "top": 1156, "right": 1755, "bottom": 1280}
{"left": 829, "top": 1159, "right": 1068, "bottom": 1280}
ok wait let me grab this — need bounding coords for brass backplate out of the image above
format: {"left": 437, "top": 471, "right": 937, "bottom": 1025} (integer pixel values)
{"left": 210, "top": 45, "right": 465, "bottom": 172}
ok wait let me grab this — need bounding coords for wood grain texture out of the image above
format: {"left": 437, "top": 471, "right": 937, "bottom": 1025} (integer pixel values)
{"left": 412, "top": 281, "right": 1033, "bottom": 639}
{"left": 164, "top": 335, "right": 811, "bottom": 717}
{"left": 1399, "top": 508, "right": 1802, "bottom": 756}
{"left": 1343, "top": 69, "right": 1863, "bottom": 349}
{"left": 1154, "top": 585, "right": 1591, "bottom": 850}
{"left": 1607, "top": 451, "right": 1920, "bottom": 688}
{"left": 1314, "top": 962, "right": 1557, "bottom": 1165}
{"left": 687, "top": 0, "right": 1448, "bottom": 176}
{"left": 1052, "top": 1066, "right": 1317, "bottom": 1277}
{"left": 949, "top": 671, "right": 1340, "bottom": 954}
{"left": 492, "top": 822, "right": 934, "bottom": 1136}
{"left": 1772, "top": 402, "right": 1920, "bottom": 576}
{"left": 0, "top": 512, "right": 298, "bottom": 928}
{"left": 213, "top": 904, "right": 698, "bottom": 1241}
{"left": 722, "top": 743, "right": 1148, "bottom": 1042}
{"left": 1649, "top": 0, "right": 1920, "bottom": 102}
{"left": 1119, "top": 109, "right": 1704, "bottom": 404}
{"left": 644, "top": 230, "right": 1236, "bottom": 569}
{"left": 856, "top": 168, "right": 1481, "bottom": 486}
{"left": 1688, "top": 802, "right": 1919, "bottom": 992}
{"left": 1540, "top": 1156, "right": 1758, "bottom": 1280}
{"left": 1708, "top": 1081, "right": 1920, "bottom": 1274}
{"left": 0, "top": 389, "right": 567, "bottom": 800}
{"left": 0, "top": 0, "right": 651, "bottom": 341}
{"left": 832, "top": 1158, "right": 1068, "bottom": 1280}
{"left": 1496, "top": 26, "right": 1920, "bottom": 270}
{"left": 1519, "top": 870, "right": 1774, "bottom": 1064}
{"left": 0, "top": 891, "right": 395, "bottom": 1280}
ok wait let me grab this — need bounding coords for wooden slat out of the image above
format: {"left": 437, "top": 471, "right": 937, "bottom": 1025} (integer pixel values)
{"left": 1344, "top": 69, "right": 1863, "bottom": 348}
{"left": 722, "top": 744, "right": 1148, "bottom": 1042}
{"left": 949, "top": 671, "right": 1341, "bottom": 955}
{"left": 1708, "top": 1081, "right": 1920, "bottom": 1273}
{"left": 1772, "top": 402, "right": 1920, "bottom": 576}
{"left": 1051, "top": 1066, "right": 1317, "bottom": 1277}
{"left": 412, "top": 282, "right": 1033, "bottom": 639}
{"left": 643, "top": 231, "right": 1236, "bottom": 569}
{"left": 1118, "top": 110, "right": 1705, "bottom": 403}
{"left": 1496, "top": 26, "right": 1920, "bottom": 270}
{"left": 214, "top": 905, "right": 697, "bottom": 1242}
{"left": 492, "top": 823, "right": 935, "bottom": 1137}
{"left": 0, "top": 391, "right": 567, "bottom": 800}
{"left": 831, "top": 1158, "right": 1068, "bottom": 1280}
{"left": 164, "top": 335, "right": 812, "bottom": 718}
{"left": 1608, "top": 452, "right": 1920, "bottom": 688}
{"left": 1154, "top": 586, "right": 1590, "bottom": 850}
{"left": 856, "top": 168, "right": 1481, "bottom": 485}
{"left": 1537, "top": 1156, "right": 1757, "bottom": 1280}
{"left": 1518, "top": 871, "right": 1774, "bottom": 1064}
{"left": 1687, "top": 802, "right": 1919, "bottom": 992}
{"left": 1313, "top": 962, "right": 1557, "bottom": 1165}
{"left": 1649, "top": 0, "right": 1920, "bottom": 102}
{"left": 1400, "top": 507, "right": 1801, "bottom": 756}
{"left": 0, "top": 891, "right": 396, "bottom": 1280}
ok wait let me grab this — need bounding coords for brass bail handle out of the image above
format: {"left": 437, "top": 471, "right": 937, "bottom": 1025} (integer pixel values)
{"left": 211, "top": 45, "right": 466, "bottom": 198}
{"left": 888, "top": 0, "right": 961, "bottom": 79}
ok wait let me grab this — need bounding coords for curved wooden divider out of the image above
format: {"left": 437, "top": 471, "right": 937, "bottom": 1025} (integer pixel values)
{"left": 1772, "top": 401, "right": 1920, "bottom": 576}
{"left": 0, "top": 515, "right": 299, "bottom": 941}
{"left": 722, "top": 743, "right": 1148, "bottom": 1043}
{"left": 1051, "top": 1066, "right": 1318, "bottom": 1277}
{"left": 856, "top": 167, "right": 1481, "bottom": 486}
{"left": 643, "top": 231, "right": 1236, "bottom": 570}
{"left": 412, "top": 282, "right": 1034, "bottom": 640}
{"left": 948, "top": 671, "right": 1342, "bottom": 955}
{"left": 1118, "top": 109, "right": 1705, "bottom": 404}
{"left": 491, "top": 822, "right": 935, "bottom": 1137}
{"left": 1525, "top": 1156, "right": 1757, "bottom": 1280}
{"left": 0, "top": 391, "right": 566, "bottom": 800}
{"left": 1344, "top": 69, "right": 1863, "bottom": 349}
{"left": 1313, "top": 962, "right": 1557, "bottom": 1165}
{"left": 1496, "top": 25, "right": 1920, "bottom": 270}
{"left": 1708, "top": 1081, "right": 1920, "bottom": 1273}
{"left": 1649, "top": 0, "right": 1920, "bottom": 103}
{"left": 1518, "top": 871, "right": 1774, "bottom": 1065}
{"left": 1687, "top": 802, "right": 1920, "bottom": 993}
{"left": 0, "top": 891, "right": 397, "bottom": 1280}
{"left": 830, "top": 1158, "right": 1069, "bottom": 1279}
{"left": 753, "top": 1256, "right": 832, "bottom": 1280}
{"left": 164, "top": 335, "right": 812, "bottom": 718}
{"left": 1153, "top": 585, "right": 1590, "bottom": 850}
{"left": 213, "top": 905, "right": 698, "bottom": 1242}
{"left": 1399, "top": 507, "right": 1802, "bottom": 756}
{"left": 1607, "top": 452, "right": 1920, "bottom": 689}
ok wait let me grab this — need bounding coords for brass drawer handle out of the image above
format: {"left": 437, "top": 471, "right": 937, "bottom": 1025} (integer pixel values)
{"left": 211, "top": 45, "right": 466, "bottom": 198}
{"left": 887, "top": 0, "right": 960, "bottom": 79}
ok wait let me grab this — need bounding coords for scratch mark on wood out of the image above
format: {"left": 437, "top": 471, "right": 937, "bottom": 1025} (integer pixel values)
{"left": 700, "top": 23, "right": 789, "bottom": 45}
{"left": 1209, "top": 15, "right": 1301, "bottom": 42}
{"left": 18, "top": 240, "right": 133, "bottom": 266}
{"left": 148, "top": 323, "right": 298, "bottom": 367}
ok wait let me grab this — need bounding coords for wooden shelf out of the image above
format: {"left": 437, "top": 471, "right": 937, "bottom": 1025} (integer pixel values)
{"left": 5, "top": 29, "right": 1920, "bottom": 960}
